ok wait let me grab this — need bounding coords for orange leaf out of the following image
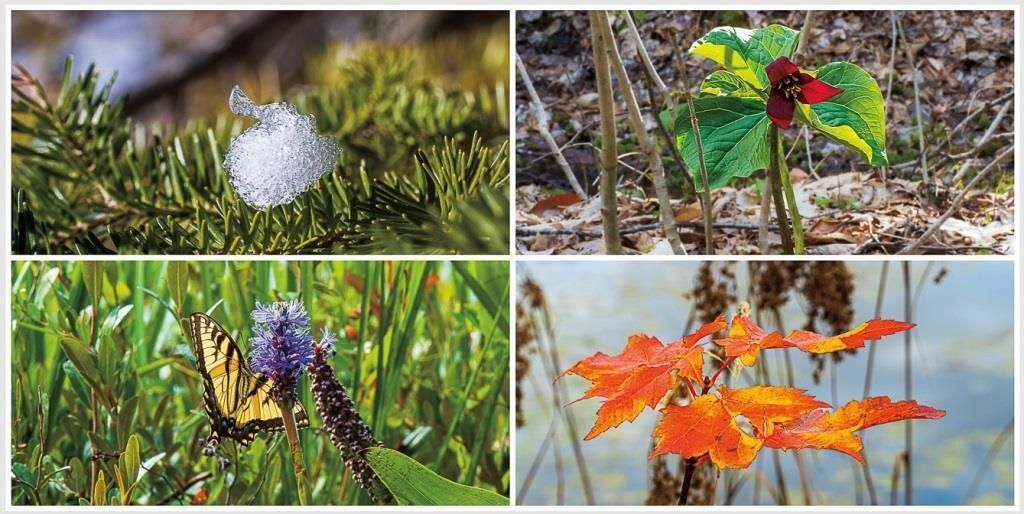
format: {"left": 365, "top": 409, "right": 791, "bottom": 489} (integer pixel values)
{"left": 651, "top": 394, "right": 763, "bottom": 469}
{"left": 713, "top": 314, "right": 787, "bottom": 366}
{"left": 764, "top": 396, "right": 945, "bottom": 462}
{"left": 563, "top": 315, "right": 726, "bottom": 440}
{"left": 784, "top": 319, "right": 915, "bottom": 354}
{"left": 530, "top": 191, "right": 581, "bottom": 215}
{"left": 718, "top": 385, "right": 829, "bottom": 435}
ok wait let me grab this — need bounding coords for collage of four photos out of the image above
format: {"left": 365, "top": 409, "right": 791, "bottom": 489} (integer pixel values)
{"left": 5, "top": 6, "right": 1018, "bottom": 510}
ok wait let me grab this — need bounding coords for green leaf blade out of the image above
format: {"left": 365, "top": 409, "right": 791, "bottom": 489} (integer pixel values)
{"left": 689, "top": 24, "right": 798, "bottom": 89}
{"left": 797, "top": 61, "right": 889, "bottom": 166}
{"left": 364, "top": 448, "right": 508, "bottom": 506}
{"left": 699, "top": 70, "right": 764, "bottom": 100}
{"left": 674, "top": 96, "right": 771, "bottom": 191}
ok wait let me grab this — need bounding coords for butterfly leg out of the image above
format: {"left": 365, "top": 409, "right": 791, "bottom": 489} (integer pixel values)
{"left": 202, "top": 433, "right": 221, "bottom": 456}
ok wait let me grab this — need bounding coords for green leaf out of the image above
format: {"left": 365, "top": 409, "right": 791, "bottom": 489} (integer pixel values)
{"left": 699, "top": 70, "right": 764, "bottom": 100}
{"left": 673, "top": 96, "right": 771, "bottom": 191}
{"left": 99, "top": 304, "right": 133, "bottom": 338}
{"left": 689, "top": 24, "right": 799, "bottom": 89}
{"left": 118, "top": 435, "right": 141, "bottom": 495}
{"left": 165, "top": 262, "right": 189, "bottom": 315}
{"left": 364, "top": 448, "right": 508, "bottom": 506}
{"left": 12, "top": 462, "right": 34, "bottom": 485}
{"left": 796, "top": 61, "right": 889, "bottom": 166}
{"left": 92, "top": 470, "right": 107, "bottom": 506}
{"left": 58, "top": 337, "right": 102, "bottom": 388}
{"left": 81, "top": 262, "right": 103, "bottom": 341}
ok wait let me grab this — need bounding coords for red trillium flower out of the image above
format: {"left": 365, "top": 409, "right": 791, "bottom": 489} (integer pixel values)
{"left": 765, "top": 56, "right": 843, "bottom": 129}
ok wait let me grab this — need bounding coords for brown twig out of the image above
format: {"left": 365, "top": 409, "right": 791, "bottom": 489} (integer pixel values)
{"left": 158, "top": 472, "right": 214, "bottom": 505}
{"left": 528, "top": 284, "right": 596, "bottom": 504}
{"left": 949, "top": 100, "right": 1011, "bottom": 184}
{"left": 894, "top": 13, "right": 929, "bottom": 184}
{"left": 516, "top": 52, "right": 588, "bottom": 200}
{"left": 517, "top": 220, "right": 774, "bottom": 238}
{"left": 678, "top": 458, "right": 697, "bottom": 505}
{"left": 951, "top": 90, "right": 1014, "bottom": 135}
{"left": 623, "top": 12, "right": 667, "bottom": 93}
{"left": 673, "top": 42, "right": 716, "bottom": 254}
{"left": 897, "top": 146, "right": 1014, "bottom": 254}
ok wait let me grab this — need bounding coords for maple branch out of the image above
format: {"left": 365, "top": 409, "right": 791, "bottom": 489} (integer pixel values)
{"left": 683, "top": 377, "right": 698, "bottom": 400}
{"left": 678, "top": 457, "right": 697, "bottom": 505}
{"left": 708, "top": 355, "right": 737, "bottom": 387}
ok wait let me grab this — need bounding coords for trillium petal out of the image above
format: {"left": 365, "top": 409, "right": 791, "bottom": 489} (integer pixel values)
{"left": 766, "top": 56, "right": 800, "bottom": 84}
{"left": 767, "top": 90, "right": 795, "bottom": 128}
{"left": 797, "top": 79, "right": 844, "bottom": 104}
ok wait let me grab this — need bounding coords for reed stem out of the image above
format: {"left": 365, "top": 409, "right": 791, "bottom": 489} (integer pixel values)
{"left": 279, "top": 399, "right": 310, "bottom": 506}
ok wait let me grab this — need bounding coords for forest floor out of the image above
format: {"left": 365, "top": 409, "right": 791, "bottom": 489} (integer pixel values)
{"left": 515, "top": 10, "right": 1015, "bottom": 255}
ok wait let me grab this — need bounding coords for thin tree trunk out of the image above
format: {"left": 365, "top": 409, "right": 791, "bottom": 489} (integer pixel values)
{"left": 796, "top": 11, "right": 816, "bottom": 56}
{"left": 589, "top": 11, "right": 622, "bottom": 254}
{"left": 595, "top": 10, "right": 685, "bottom": 254}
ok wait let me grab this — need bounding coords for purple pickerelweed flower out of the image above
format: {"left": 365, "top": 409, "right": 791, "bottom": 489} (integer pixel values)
{"left": 248, "top": 300, "right": 321, "bottom": 402}
{"left": 309, "top": 339, "right": 392, "bottom": 504}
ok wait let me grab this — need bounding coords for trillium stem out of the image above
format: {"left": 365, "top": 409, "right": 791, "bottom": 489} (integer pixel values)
{"left": 768, "top": 129, "right": 794, "bottom": 253}
{"left": 770, "top": 125, "right": 805, "bottom": 254}
{"left": 279, "top": 398, "right": 310, "bottom": 506}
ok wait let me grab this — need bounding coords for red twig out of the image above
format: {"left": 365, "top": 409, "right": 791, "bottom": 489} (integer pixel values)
{"left": 708, "top": 355, "right": 737, "bottom": 387}
{"left": 684, "top": 377, "right": 699, "bottom": 399}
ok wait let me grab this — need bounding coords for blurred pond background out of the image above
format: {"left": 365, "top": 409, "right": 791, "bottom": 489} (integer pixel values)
{"left": 12, "top": 10, "right": 508, "bottom": 123}
{"left": 516, "top": 261, "right": 1013, "bottom": 506}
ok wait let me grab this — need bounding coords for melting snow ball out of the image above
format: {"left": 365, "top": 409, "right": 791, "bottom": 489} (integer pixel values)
{"left": 223, "top": 86, "right": 340, "bottom": 210}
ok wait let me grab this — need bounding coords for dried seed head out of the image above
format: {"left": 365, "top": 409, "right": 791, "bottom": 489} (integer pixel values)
{"left": 308, "top": 342, "right": 392, "bottom": 503}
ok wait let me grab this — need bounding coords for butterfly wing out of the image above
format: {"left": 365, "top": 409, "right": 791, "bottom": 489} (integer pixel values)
{"left": 187, "top": 312, "right": 308, "bottom": 448}
{"left": 231, "top": 376, "right": 310, "bottom": 444}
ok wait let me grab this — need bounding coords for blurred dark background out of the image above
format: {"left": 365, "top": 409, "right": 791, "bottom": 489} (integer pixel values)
{"left": 13, "top": 10, "right": 507, "bottom": 123}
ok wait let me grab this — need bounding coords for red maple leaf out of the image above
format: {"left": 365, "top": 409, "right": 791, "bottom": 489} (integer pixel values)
{"left": 563, "top": 316, "right": 726, "bottom": 440}
{"left": 765, "top": 396, "right": 946, "bottom": 462}
{"left": 652, "top": 385, "right": 828, "bottom": 468}
{"left": 713, "top": 314, "right": 787, "bottom": 366}
{"left": 784, "top": 319, "right": 915, "bottom": 353}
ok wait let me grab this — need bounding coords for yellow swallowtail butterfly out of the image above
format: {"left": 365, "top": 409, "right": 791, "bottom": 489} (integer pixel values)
{"left": 187, "top": 312, "right": 308, "bottom": 455}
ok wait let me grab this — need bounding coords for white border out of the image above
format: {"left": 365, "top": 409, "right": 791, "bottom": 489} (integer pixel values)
{"left": 3, "top": 3, "right": 1022, "bottom": 513}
